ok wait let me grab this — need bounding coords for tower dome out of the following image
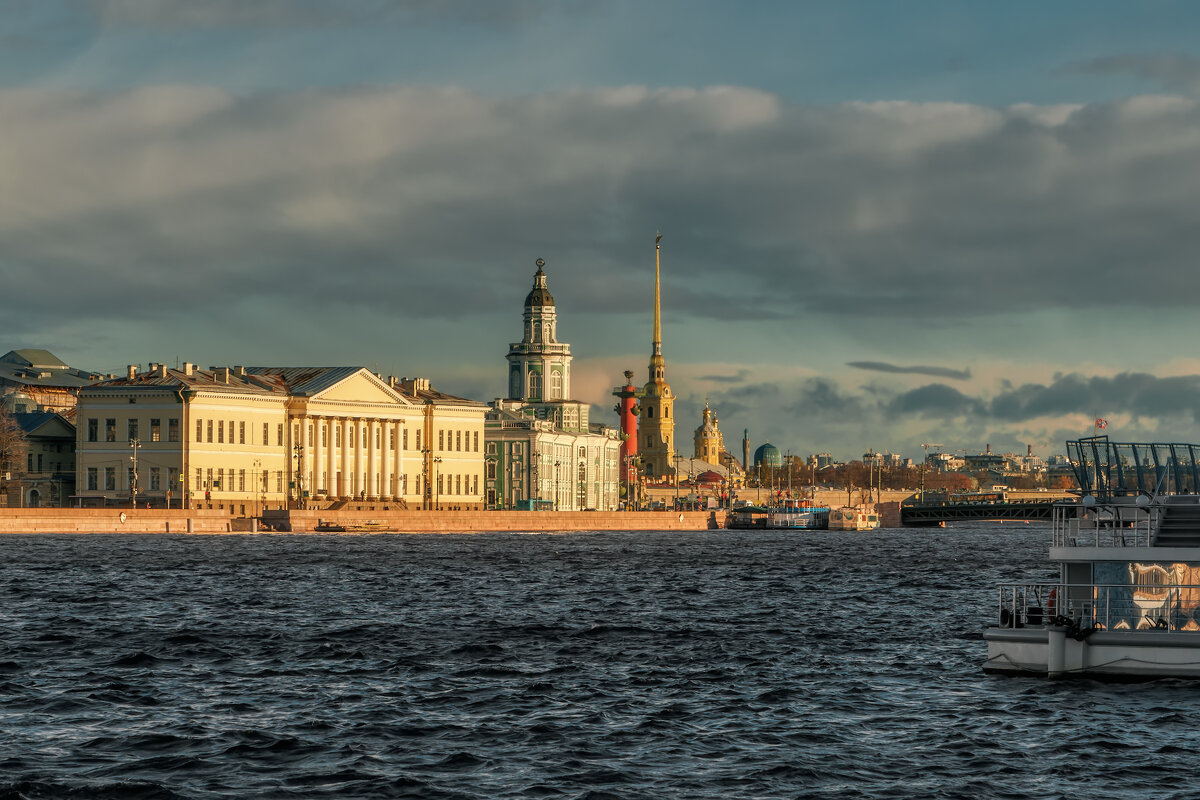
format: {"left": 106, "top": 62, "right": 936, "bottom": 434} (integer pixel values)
{"left": 753, "top": 442, "right": 782, "bottom": 469}
{"left": 524, "top": 258, "right": 555, "bottom": 308}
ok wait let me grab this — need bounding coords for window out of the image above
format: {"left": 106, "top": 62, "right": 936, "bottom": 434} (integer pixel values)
{"left": 196, "top": 467, "right": 202, "bottom": 489}
{"left": 150, "top": 467, "right": 161, "bottom": 491}
{"left": 665, "top": 406, "right": 669, "bottom": 418}
{"left": 87, "top": 419, "right": 98, "bottom": 442}
{"left": 196, "top": 419, "right": 203, "bottom": 441}
{"left": 239, "top": 470, "right": 246, "bottom": 492}
{"left": 127, "top": 419, "right": 138, "bottom": 441}
{"left": 362, "top": 427, "right": 367, "bottom": 447}
{"left": 105, "top": 467, "right": 116, "bottom": 490}
{"left": 105, "top": 418, "right": 116, "bottom": 442}
{"left": 206, "top": 467, "right": 213, "bottom": 488}
{"left": 168, "top": 419, "right": 179, "bottom": 442}
{"left": 168, "top": 468, "right": 178, "bottom": 487}
{"left": 415, "top": 430, "right": 421, "bottom": 451}
{"left": 437, "top": 475, "right": 443, "bottom": 495}
{"left": 261, "top": 470, "right": 268, "bottom": 491}
{"left": 456, "top": 475, "right": 461, "bottom": 495}
{"left": 390, "top": 429, "right": 395, "bottom": 450}
{"left": 551, "top": 370, "right": 562, "bottom": 400}
{"left": 513, "top": 442, "right": 523, "bottom": 456}
{"left": 646, "top": 436, "right": 652, "bottom": 448}
{"left": 263, "top": 423, "right": 269, "bottom": 446}
{"left": 308, "top": 424, "right": 313, "bottom": 447}
{"left": 87, "top": 468, "right": 98, "bottom": 491}
{"left": 486, "top": 461, "right": 497, "bottom": 480}
{"left": 216, "top": 468, "right": 224, "bottom": 489}
{"left": 401, "top": 474, "right": 408, "bottom": 494}
{"left": 335, "top": 425, "right": 341, "bottom": 447}
{"left": 512, "top": 462, "right": 522, "bottom": 482}
{"left": 487, "top": 442, "right": 496, "bottom": 455}
{"left": 474, "top": 431, "right": 479, "bottom": 452}
{"left": 528, "top": 370, "right": 542, "bottom": 400}
{"left": 276, "top": 471, "right": 282, "bottom": 493}
{"left": 277, "top": 424, "right": 283, "bottom": 446}
{"left": 647, "top": 406, "right": 654, "bottom": 418}
{"left": 240, "top": 422, "right": 246, "bottom": 444}
{"left": 439, "top": 430, "right": 444, "bottom": 450}
{"left": 403, "top": 429, "right": 409, "bottom": 450}
{"left": 456, "top": 431, "right": 462, "bottom": 451}
{"left": 322, "top": 424, "right": 327, "bottom": 447}
{"left": 207, "top": 420, "right": 213, "bottom": 443}
{"left": 473, "top": 475, "right": 478, "bottom": 495}
{"left": 217, "top": 420, "right": 224, "bottom": 444}
{"left": 150, "top": 419, "right": 161, "bottom": 442}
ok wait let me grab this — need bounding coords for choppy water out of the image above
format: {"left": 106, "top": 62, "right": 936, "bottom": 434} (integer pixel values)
{"left": 0, "top": 525, "right": 1195, "bottom": 799}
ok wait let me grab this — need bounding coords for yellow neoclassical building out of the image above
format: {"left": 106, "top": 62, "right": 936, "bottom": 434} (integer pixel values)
{"left": 74, "top": 363, "right": 485, "bottom": 513}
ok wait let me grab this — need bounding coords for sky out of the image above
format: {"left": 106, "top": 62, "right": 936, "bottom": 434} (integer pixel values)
{"left": 7, "top": 0, "right": 1200, "bottom": 463}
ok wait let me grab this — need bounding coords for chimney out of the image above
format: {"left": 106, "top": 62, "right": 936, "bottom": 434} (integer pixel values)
{"left": 234, "top": 366, "right": 246, "bottom": 376}
{"left": 127, "top": 365, "right": 136, "bottom": 380}
{"left": 183, "top": 362, "right": 195, "bottom": 377}
{"left": 217, "top": 367, "right": 231, "bottom": 384}
{"left": 1028, "top": 444, "right": 1033, "bottom": 457}
{"left": 986, "top": 443, "right": 991, "bottom": 454}
{"left": 400, "top": 377, "right": 431, "bottom": 394}
{"left": 156, "top": 364, "right": 167, "bottom": 378}
{"left": 388, "top": 376, "right": 398, "bottom": 389}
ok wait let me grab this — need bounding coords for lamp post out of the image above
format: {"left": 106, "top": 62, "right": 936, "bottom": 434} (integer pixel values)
{"left": 433, "top": 456, "right": 443, "bottom": 510}
{"left": 553, "top": 460, "right": 561, "bottom": 510}
{"left": 292, "top": 443, "right": 304, "bottom": 509}
{"left": 252, "top": 458, "right": 262, "bottom": 517}
{"left": 129, "top": 438, "right": 140, "bottom": 510}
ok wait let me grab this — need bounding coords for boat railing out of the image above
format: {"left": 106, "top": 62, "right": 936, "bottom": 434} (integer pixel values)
{"left": 995, "top": 582, "right": 1200, "bottom": 633}
{"left": 1050, "top": 502, "right": 1159, "bottom": 548}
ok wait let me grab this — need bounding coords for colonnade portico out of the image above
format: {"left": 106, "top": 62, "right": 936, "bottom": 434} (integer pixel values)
{"left": 290, "top": 414, "right": 409, "bottom": 504}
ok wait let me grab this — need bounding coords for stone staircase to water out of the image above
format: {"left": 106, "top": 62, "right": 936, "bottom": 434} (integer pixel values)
{"left": 1154, "top": 503, "right": 1200, "bottom": 546}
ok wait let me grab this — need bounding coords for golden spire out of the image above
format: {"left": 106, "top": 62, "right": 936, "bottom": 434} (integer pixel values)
{"left": 650, "top": 232, "right": 664, "bottom": 377}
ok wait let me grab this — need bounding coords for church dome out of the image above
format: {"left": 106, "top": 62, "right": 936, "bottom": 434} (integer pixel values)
{"left": 525, "top": 259, "right": 555, "bottom": 308}
{"left": 754, "top": 443, "right": 782, "bottom": 468}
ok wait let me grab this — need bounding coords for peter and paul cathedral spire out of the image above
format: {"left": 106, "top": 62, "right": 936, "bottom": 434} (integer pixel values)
{"left": 640, "top": 231, "right": 676, "bottom": 479}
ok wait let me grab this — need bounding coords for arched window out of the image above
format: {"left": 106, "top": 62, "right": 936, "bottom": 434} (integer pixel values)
{"left": 550, "top": 370, "right": 563, "bottom": 400}
{"left": 528, "top": 370, "right": 542, "bottom": 400}
{"left": 647, "top": 406, "right": 654, "bottom": 418}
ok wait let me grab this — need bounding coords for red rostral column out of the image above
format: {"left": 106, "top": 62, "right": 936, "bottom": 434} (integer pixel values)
{"left": 612, "top": 369, "right": 640, "bottom": 498}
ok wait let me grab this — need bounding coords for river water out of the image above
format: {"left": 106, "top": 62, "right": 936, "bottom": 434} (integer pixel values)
{"left": 0, "top": 525, "right": 1193, "bottom": 799}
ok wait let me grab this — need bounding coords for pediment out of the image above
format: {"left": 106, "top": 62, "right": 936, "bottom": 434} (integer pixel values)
{"left": 309, "top": 369, "right": 413, "bottom": 406}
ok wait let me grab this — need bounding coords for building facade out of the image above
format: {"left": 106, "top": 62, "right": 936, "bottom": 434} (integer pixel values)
{"left": 486, "top": 260, "right": 621, "bottom": 510}
{"left": 0, "top": 349, "right": 100, "bottom": 414}
{"left": 74, "top": 363, "right": 485, "bottom": 512}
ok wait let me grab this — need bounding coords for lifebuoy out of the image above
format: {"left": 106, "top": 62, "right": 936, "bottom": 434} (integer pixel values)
{"left": 119, "top": 512, "right": 127, "bottom": 523}
{"left": 846, "top": 513, "right": 855, "bottom": 522}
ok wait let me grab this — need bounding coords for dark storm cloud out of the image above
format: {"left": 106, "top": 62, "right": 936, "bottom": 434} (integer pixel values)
{"left": 847, "top": 361, "right": 971, "bottom": 380}
{"left": 8, "top": 85, "right": 1200, "bottom": 335}
{"left": 990, "top": 372, "right": 1200, "bottom": 422}
{"left": 697, "top": 369, "right": 751, "bottom": 384}
{"left": 885, "top": 383, "right": 986, "bottom": 418}
{"left": 787, "top": 378, "right": 865, "bottom": 417}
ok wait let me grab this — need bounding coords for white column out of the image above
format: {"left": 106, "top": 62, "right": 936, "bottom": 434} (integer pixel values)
{"left": 340, "top": 418, "right": 351, "bottom": 498}
{"left": 400, "top": 422, "right": 410, "bottom": 496}
{"left": 367, "top": 419, "right": 379, "bottom": 500}
{"left": 326, "top": 419, "right": 336, "bottom": 497}
{"left": 311, "top": 417, "right": 322, "bottom": 494}
{"left": 353, "top": 418, "right": 364, "bottom": 499}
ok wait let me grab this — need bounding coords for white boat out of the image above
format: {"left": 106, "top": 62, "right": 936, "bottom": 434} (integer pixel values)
{"left": 984, "top": 435, "right": 1200, "bottom": 679}
{"left": 828, "top": 504, "right": 879, "bottom": 531}
{"left": 766, "top": 499, "right": 829, "bottom": 529}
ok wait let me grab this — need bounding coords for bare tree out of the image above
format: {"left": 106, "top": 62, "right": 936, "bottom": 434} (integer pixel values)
{"left": 0, "top": 406, "right": 28, "bottom": 503}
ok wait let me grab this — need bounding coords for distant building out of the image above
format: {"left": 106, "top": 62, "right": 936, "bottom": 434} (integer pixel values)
{"left": 486, "top": 260, "right": 621, "bottom": 510}
{"left": 4, "top": 412, "right": 75, "bottom": 507}
{"left": 0, "top": 349, "right": 100, "bottom": 414}
{"left": 754, "top": 442, "right": 782, "bottom": 469}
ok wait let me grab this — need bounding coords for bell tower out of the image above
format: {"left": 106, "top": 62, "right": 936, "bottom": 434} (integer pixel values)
{"left": 640, "top": 233, "right": 675, "bottom": 479}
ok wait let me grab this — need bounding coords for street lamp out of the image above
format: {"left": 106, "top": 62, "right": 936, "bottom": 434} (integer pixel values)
{"left": 292, "top": 443, "right": 304, "bottom": 509}
{"left": 433, "top": 456, "right": 443, "bottom": 510}
{"left": 129, "top": 438, "right": 140, "bottom": 510}
{"left": 553, "top": 460, "right": 561, "bottom": 510}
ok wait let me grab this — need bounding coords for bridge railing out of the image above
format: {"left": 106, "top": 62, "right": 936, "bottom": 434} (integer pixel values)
{"left": 995, "top": 582, "right": 1200, "bottom": 632}
{"left": 1050, "top": 503, "right": 1157, "bottom": 548}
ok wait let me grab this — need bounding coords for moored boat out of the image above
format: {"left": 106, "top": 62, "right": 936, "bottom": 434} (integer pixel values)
{"left": 984, "top": 435, "right": 1200, "bottom": 679}
{"left": 766, "top": 499, "right": 830, "bottom": 529}
{"left": 828, "top": 504, "right": 879, "bottom": 531}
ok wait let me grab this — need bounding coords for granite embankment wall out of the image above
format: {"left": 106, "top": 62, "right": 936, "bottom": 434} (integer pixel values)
{"left": 0, "top": 508, "right": 721, "bottom": 534}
